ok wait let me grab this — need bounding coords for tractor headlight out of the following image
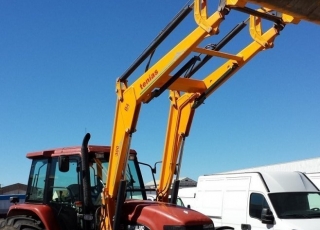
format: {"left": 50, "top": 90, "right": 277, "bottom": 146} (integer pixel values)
{"left": 203, "top": 223, "right": 215, "bottom": 230}
{"left": 163, "top": 224, "right": 215, "bottom": 230}
{"left": 163, "top": 226, "right": 186, "bottom": 230}
{"left": 127, "top": 224, "right": 150, "bottom": 230}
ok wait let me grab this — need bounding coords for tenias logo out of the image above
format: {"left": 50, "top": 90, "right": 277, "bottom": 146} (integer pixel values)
{"left": 140, "top": 69, "right": 159, "bottom": 90}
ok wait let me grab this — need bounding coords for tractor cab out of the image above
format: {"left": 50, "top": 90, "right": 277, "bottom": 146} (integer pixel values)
{"left": 24, "top": 145, "right": 147, "bottom": 230}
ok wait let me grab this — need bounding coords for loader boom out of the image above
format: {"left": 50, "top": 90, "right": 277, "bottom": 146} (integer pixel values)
{"left": 103, "top": 2, "right": 228, "bottom": 229}
{"left": 103, "top": 0, "right": 320, "bottom": 229}
{"left": 158, "top": 12, "right": 283, "bottom": 200}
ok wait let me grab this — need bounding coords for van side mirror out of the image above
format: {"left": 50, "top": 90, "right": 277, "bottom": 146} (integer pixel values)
{"left": 261, "top": 208, "right": 274, "bottom": 224}
{"left": 59, "top": 155, "right": 69, "bottom": 172}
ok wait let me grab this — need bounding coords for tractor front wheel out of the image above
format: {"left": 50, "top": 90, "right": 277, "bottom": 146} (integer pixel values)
{"left": 0, "top": 216, "right": 44, "bottom": 230}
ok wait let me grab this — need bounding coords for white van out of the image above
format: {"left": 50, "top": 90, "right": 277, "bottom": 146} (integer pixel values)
{"left": 193, "top": 171, "right": 320, "bottom": 230}
{"left": 178, "top": 187, "right": 197, "bottom": 209}
{"left": 306, "top": 172, "right": 320, "bottom": 189}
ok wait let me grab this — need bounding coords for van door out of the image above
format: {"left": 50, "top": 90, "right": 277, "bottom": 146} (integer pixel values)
{"left": 195, "top": 177, "right": 224, "bottom": 227}
{"left": 246, "top": 192, "right": 274, "bottom": 230}
{"left": 221, "top": 176, "right": 250, "bottom": 229}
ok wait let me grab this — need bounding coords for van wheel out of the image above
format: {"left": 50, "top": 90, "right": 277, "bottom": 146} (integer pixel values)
{"left": 0, "top": 216, "right": 44, "bottom": 230}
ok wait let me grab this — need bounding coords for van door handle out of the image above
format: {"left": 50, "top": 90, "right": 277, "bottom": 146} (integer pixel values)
{"left": 241, "top": 224, "right": 251, "bottom": 230}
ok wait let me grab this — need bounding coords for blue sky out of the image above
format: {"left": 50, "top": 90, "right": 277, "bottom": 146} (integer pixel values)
{"left": 1, "top": 1, "right": 320, "bottom": 187}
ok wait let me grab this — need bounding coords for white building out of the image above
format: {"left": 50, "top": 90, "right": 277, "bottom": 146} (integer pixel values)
{"left": 222, "top": 157, "right": 320, "bottom": 174}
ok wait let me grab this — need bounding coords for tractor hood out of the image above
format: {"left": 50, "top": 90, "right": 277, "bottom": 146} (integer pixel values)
{"left": 122, "top": 199, "right": 213, "bottom": 229}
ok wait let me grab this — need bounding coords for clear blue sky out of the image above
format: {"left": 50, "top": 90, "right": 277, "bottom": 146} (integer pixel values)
{"left": 1, "top": 1, "right": 320, "bottom": 187}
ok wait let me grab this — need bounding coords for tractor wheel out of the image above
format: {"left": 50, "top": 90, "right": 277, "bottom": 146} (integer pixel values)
{"left": 0, "top": 216, "right": 44, "bottom": 230}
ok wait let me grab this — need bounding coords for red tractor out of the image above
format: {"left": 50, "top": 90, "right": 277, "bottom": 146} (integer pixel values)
{"left": 0, "top": 134, "right": 214, "bottom": 230}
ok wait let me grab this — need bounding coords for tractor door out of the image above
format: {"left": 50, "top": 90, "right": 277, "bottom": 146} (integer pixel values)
{"left": 47, "top": 156, "right": 82, "bottom": 230}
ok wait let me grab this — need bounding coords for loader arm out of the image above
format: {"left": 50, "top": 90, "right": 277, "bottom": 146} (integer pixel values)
{"left": 157, "top": 7, "right": 296, "bottom": 201}
{"left": 102, "top": 2, "right": 229, "bottom": 229}
{"left": 102, "top": 0, "right": 320, "bottom": 229}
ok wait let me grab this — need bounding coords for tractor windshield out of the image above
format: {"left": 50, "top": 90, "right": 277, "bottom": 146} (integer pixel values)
{"left": 89, "top": 153, "right": 146, "bottom": 203}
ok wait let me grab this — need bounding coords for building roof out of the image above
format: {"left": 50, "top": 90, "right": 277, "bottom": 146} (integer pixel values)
{"left": 0, "top": 183, "right": 27, "bottom": 195}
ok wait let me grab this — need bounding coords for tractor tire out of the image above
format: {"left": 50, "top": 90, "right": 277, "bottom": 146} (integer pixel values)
{"left": 0, "top": 216, "right": 44, "bottom": 230}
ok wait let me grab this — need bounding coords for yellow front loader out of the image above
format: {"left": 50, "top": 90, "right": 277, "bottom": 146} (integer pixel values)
{"left": 104, "top": 0, "right": 320, "bottom": 229}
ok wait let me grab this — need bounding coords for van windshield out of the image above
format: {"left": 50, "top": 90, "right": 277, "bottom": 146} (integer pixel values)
{"left": 269, "top": 192, "right": 320, "bottom": 219}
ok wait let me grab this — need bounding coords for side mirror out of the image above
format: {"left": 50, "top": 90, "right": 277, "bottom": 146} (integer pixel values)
{"left": 152, "top": 161, "right": 162, "bottom": 174}
{"left": 10, "top": 197, "right": 20, "bottom": 205}
{"left": 59, "top": 155, "right": 69, "bottom": 172}
{"left": 261, "top": 208, "right": 274, "bottom": 225}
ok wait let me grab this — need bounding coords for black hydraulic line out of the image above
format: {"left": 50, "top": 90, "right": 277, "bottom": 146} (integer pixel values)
{"left": 145, "top": 56, "right": 201, "bottom": 103}
{"left": 170, "top": 136, "right": 185, "bottom": 205}
{"left": 81, "top": 133, "right": 93, "bottom": 230}
{"left": 175, "top": 135, "right": 186, "bottom": 181}
{"left": 192, "top": 64, "right": 238, "bottom": 109}
{"left": 94, "top": 206, "right": 102, "bottom": 230}
{"left": 232, "top": 6, "right": 282, "bottom": 23}
{"left": 215, "top": 19, "right": 249, "bottom": 51}
{"left": 187, "top": 19, "right": 248, "bottom": 78}
{"left": 170, "top": 180, "right": 180, "bottom": 205}
{"left": 145, "top": 49, "right": 156, "bottom": 72}
{"left": 119, "top": 4, "right": 193, "bottom": 82}
{"left": 113, "top": 180, "right": 127, "bottom": 230}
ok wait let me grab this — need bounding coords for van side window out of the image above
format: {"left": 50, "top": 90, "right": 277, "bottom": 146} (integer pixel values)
{"left": 250, "top": 193, "right": 270, "bottom": 219}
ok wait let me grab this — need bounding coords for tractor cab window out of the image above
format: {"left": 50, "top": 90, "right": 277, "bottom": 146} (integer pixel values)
{"left": 26, "top": 158, "right": 48, "bottom": 202}
{"left": 89, "top": 155, "right": 144, "bottom": 205}
{"left": 51, "top": 157, "right": 80, "bottom": 203}
{"left": 89, "top": 158, "right": 108, "bottom": 205}
{"left": 89, "top": 153, "right": 145, "bottom": 204}
{"left": 125, "top": 158, "right": 144, "bottom": 200}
